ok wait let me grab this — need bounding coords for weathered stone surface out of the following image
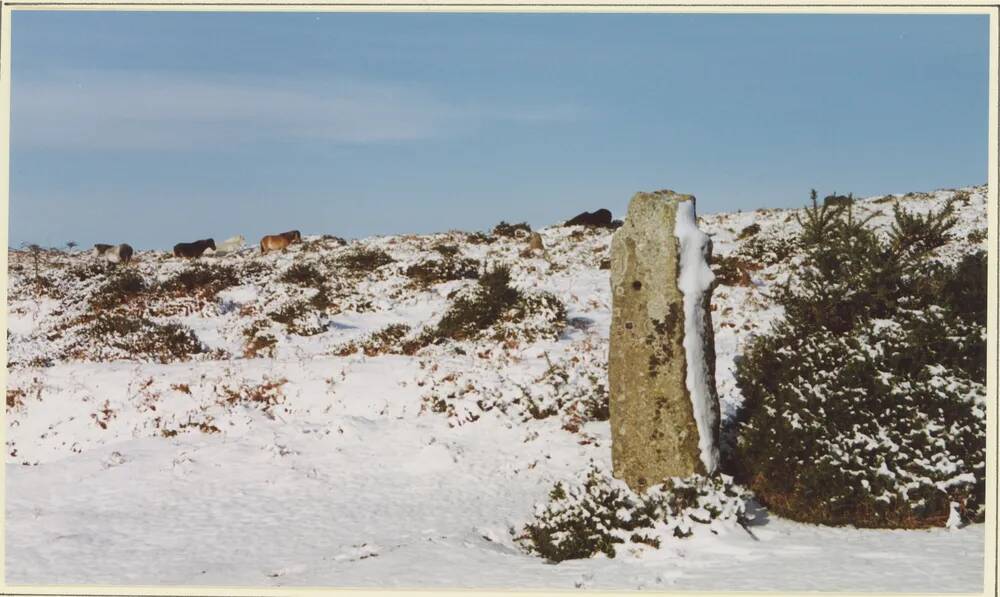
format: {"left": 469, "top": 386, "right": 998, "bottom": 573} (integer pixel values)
{"left": 609, "top": 190, "right": 720, "bottom": 491}
{"left": 527, "top": 232, "right": 545, "bottom": 252}
{"left": 520, "top": 232, "right": 545, "bottom": 258}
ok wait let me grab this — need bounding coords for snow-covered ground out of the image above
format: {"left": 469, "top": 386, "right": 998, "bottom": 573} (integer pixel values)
{"left": 4, "top": 186, "right": 988, "bottom": 590}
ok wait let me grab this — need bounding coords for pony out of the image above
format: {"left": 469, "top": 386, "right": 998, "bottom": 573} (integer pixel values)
{"left": 173, "top": 239, "right": 216, "bottom": 258}
{"left": 93, "top": 243, "right": 134, "bottom": 265}
{"left": 260, "top": 230, "right": 303, "bottom": 255}
{"left": 563, "top": 208, "right": 614, "bottom": 228}
{"left": 215, "top": 235, "right": 246, "bottom": 254}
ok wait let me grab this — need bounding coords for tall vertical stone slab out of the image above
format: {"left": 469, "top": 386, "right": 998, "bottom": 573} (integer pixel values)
{"left": 609, "top": 190, "right": 720, "bottom": 491}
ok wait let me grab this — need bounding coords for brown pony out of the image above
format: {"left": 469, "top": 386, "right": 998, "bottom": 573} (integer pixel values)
{"left": 260, "top": 230, "right": 303, "bottom": 255}
{"left": 173, "top": 239, "right": 216, "bottom": 258}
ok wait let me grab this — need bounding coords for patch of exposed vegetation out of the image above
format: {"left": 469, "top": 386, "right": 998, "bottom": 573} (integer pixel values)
{"left": 736, "top": 223, "right": 761, "bottom": 240}
{"left": 335, "top": 323, "right": 414, "bottom": 357}
{"left": 243, "top": 320, "right": 278, "bottom": 358}
{"left": 711, "top": 255, "right": 760, "bottom": 287}
{"left": 268, "top": 300, "right": 329, "bottom": 336}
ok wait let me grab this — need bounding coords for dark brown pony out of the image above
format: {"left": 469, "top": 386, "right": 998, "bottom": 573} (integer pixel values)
{"left": 173, "top": 239, "right": 216, "bottom": 258}
{"left": 564, "top": 209, "right": 614, "bottom": 228}
{"left": 279, "top": 230, "right": 302, "bottom": 243}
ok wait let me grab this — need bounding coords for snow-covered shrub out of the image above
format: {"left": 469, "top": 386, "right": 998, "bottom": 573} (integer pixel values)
{"left": 279, "top": 262, "right": 326, "bottom": 288}
{"left": 268, "top": 300, "right": 329, "bottom": 336}
{"left": 89, "top": 270, "right": 149, "bottom": 311}
{"left": 404, "top": 257, "right": 480, "bottom": 288}
{"left": 733, "top": 194, "right": 986, "bottom": 528}
{"left": 161, "top": 263, "right": 240, "bottom": 298}
{"left": 429, "top": 265, "right": 565, "bottom": 344}
{"left": 516, "top": 464, "right": 751, "bottom": 562}
{"left": 75, "top": 313, "right": 204, "bottom": 363}
{"left": 337, "top": 248, "right": 395, "bottom": 274}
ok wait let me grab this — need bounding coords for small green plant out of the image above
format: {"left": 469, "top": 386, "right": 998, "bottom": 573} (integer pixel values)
{"left": 517, "top": 464, "right": 750, "bottom": 562}
{"left": 889, "top": 199, "right": 958, "bottom": 257}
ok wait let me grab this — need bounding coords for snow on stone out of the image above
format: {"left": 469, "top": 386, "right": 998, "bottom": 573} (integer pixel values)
{"left": 674, "top": 198, "right": 720, "bottom": 474}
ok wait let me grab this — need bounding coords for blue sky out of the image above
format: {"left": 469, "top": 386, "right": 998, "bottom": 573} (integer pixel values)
{"left": 10, "top": 12, "right": 990, "bottom": 249}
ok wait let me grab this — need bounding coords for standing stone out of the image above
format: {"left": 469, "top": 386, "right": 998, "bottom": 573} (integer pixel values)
{"left": 527, "top": 232, "right": 545, "bottom": 252}
{"left": 609, "top": 190, "right": 720, "bottom": 491}
{"left": 520, "top": 232, "right": 546, "bottom": 258}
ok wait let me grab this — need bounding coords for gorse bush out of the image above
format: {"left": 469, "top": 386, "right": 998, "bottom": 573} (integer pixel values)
{"left": 404, "top": 257, "right": 480, "bottom": 288}
{"left": 432, "top": 266, "right": 523, "bottom": 341}
{"left": 338, "top": 247, "right": 395, "bottom": 273}
{"left": 429, "top": 265, "right": 566, "bottom": 344}
{"left": 162, "top": 263, "right": 240, "bottom": 297}
{"left": 280, "top": 262, "right": 326, "bottom": 287}
{"left": 492, "top": 221, "right": 532, "bottom": 238}
{"left": 89, "top": 270, "right": 149, "bottom": 311}
{"left": 81, "top": 313, "right": 204, "bottom": 362}
{"left": 732, "top": 190, "right": 986, "bottom": 528}
{"left": 516, "top": 464, "right": 751, "bottom": 562}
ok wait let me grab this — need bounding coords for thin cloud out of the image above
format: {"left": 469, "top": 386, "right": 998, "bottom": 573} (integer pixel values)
{"left": 13, "top": 69, "right": 585, "bottom": 150}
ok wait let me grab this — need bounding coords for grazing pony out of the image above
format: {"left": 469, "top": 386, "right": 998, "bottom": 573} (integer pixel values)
{"left": 93, "top": 243, "right": 134, "bottom": 265}
{"left": 173, "top": 239, "right": 216, "bottom": 258}
{"left": 215, "top": 235, "right": 246, "bottom": 254}
{"left": 260, "top": 230, "right": 302, "bottom": 255}
{"left": 563, "top": 208, "right": 614, "bottom": 228}
{"left": 280, "top": 230, "right": 302, "bottom": 243}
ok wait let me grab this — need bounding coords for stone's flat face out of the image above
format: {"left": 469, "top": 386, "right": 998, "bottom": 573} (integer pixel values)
{"left": 609, "top": 190, "right": 715, "bottom": 491}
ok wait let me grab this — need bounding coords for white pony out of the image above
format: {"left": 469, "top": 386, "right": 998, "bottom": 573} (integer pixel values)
{"left": 214, "top": 235, "right": 246, "bottom": 255}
